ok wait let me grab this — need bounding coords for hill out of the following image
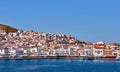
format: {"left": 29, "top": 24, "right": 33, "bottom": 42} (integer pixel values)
{"left": 0, "top": 24, "right": 18, "bottom": 33}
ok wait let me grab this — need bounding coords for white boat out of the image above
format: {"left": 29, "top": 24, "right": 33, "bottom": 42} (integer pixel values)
{"left": 115, "top": 56, "right": 120, "bottom": 61}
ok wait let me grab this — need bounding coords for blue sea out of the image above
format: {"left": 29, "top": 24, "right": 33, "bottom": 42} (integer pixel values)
{"left": 0, "top": 60, "right": 120, "bottom": 72}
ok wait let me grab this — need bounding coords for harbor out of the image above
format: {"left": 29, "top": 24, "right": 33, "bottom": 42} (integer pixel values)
{"left": 0, "top": 24, "right": 120, "bottom": 61}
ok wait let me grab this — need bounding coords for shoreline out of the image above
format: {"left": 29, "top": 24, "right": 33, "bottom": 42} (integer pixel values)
{"left": 0, "top": 56, "right": 117, "bottom": 61}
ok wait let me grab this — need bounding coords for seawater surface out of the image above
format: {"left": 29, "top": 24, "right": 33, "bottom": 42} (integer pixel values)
{"left": 0, "top": 59, "right": 120, "bottom": 72}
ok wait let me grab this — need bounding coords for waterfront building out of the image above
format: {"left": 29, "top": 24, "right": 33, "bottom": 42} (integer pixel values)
{"left": 93, "top": 41, "right": 106, "bottom": 57}
{"left": 0, "top": 47, "right": 5, "bottom": 57}
{"left": 79, "top": 49, "right": 87, "bottom": 57}
{"left": 84, "top": 43, "right": 94, "bottom": 57}
{"left": 112, "top": 50, "right": 119, "bottom": 56}
{"left": 104, "top": 49, "right": 113, "bottom": 57}
{"left": 118, "top": 49, "right": 120, "bottom": 57}
{"left": 29, "top": 47, "right": 38, "bottom": 56}
{"left": 55, "top": 47, "right": 65, "bottom": 56}
{"left": 109, "top": 43, "right": 118, "bottom": 50}
{"left": 16, "top": 48, "right": 24, "bottom": 57}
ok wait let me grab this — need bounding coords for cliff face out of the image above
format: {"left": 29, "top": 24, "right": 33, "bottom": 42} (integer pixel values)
{"left": 0, "top": 24, "right": 18, "bottom": 33}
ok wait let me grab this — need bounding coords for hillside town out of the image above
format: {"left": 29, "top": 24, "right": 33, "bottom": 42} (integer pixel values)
{"left": 0, "top": 24, "right": 120, "bottom": 60}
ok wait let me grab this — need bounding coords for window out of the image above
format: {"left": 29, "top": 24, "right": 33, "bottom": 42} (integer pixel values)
{"left": 97, "top": 51, "right": 100, "bottom": 54}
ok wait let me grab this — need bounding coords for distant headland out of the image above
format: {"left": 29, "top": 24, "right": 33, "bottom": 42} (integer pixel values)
{"left": 0, "top": 24, "right": 120, "bottom": 61}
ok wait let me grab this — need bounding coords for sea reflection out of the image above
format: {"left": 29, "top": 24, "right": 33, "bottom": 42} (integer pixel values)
{"left": 0, "top": 59, "right": 120, "bottom": 72}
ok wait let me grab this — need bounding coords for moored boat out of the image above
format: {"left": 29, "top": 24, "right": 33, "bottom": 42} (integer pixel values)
{"left": 82, "top": 56, "right": 94, "bottom": 60}
{"left": 115, "top": 56, "right": 120, "bottom": 61}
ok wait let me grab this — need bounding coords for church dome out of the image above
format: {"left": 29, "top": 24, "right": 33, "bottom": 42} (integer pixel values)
{"left": 96, "top": 41, "right": 104, "bottom": 44}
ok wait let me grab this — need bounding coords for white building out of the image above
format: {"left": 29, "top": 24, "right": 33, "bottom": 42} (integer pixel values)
{"left": 93, "top": 41, "right": 106, "bottom": 57}
{"left": 0, "top": 49, "right": 5, "bottom": 57}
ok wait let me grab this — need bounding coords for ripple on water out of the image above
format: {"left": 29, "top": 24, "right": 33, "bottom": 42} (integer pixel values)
{"left": 17, "top": 64, "right": 60, "bottom": 71}
{"left": 0, "top": 60, "right": 120, "bottom": 72}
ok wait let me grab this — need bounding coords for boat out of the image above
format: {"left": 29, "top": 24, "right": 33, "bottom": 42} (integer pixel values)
{"left": 82, "top": 56, "right": 94, "bottom": 60}
{"left": 104, "top": 56, "right": 116, "bottom": 58}
{"left": 95, "top": 55, "right": 116, "bottom": 58}
{"left": 115, "top": 56, "right": 120, "bottom": 61}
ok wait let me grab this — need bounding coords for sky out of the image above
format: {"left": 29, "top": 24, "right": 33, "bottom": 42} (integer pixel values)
{"left": 0, "top": 0, "right": 120, "bottom": 43}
